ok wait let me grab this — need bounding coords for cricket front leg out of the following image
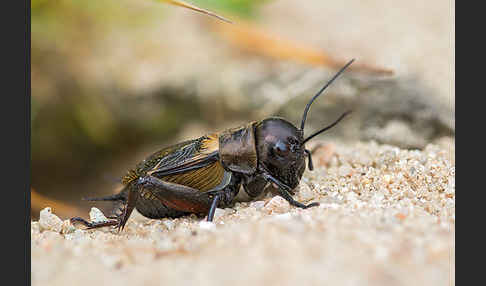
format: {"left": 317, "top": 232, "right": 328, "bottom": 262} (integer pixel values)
{"left": 261, "top": 172, "right": 319, "bottom": 209}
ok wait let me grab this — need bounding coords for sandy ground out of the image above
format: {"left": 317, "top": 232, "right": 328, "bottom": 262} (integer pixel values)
{"left": 31, "top": 139, "right": 455, "bottom": 286}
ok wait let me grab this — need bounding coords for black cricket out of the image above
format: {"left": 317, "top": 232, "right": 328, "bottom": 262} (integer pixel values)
{"left": 71, "top": 59, "right": 355, "bottom": 231}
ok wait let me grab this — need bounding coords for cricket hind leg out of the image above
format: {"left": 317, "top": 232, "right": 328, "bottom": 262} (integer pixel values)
{"left": 113, "top": 185, "right": 137, "bottom": 231}
{"left": 69, "top": 202, "right": 130, "bottom": 231}
{"left": 70, "top": 204, "right": 121, "bottom": 229}
{"left": 76, "top": 187, "right": 127, "bottom": 220}
{"left": 71, "top": 184, "right": 138, "bottom": 232}
{"left": 135, "top": 171, "right": 239, "bottom": 222}
{"left": 133, "top": 193, "right": 190, "bottom": 219}
{"left": 136, "top": 175, "right": 213, "bottom": 213}
{"left": 70, "top": 194, "right": 135, "bottom": 232}
{"left": 70, "top": 216, "right": 119, "bottom": 229}
{"left": 135, "top": 172, "right": 233, "bottom": 216}
{"left": 82, "top": 192, "right": 127, "bottom": 202}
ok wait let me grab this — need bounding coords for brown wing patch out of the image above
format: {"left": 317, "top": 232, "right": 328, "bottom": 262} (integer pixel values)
{"left": 122, "top": 169, "right": 139, "bottom": 185}
{"left": 150, "top": 134, "right": 219, "bottom": 173}
{"left": 122, "top": 135, "right": 220, "bottom": 186}
{"left": 196, "top": 133, "right": 219, "bottom": 159}
{"left": 162, "top": 160, "right": 225, "bottom": 192}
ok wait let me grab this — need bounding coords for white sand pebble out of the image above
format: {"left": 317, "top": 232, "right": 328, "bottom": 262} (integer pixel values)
{"left": 89, "top": 207, "right": 108, "bottom": 223}
{"left": 162, "top": 219, "right": 175, "bottom": 230}
{"left": 272, "top": 213, "right": 292, "bottom": 221}
{"left": 263, "top": 196, "right": 290, "bottom": 214}
{"left": 39, "top": 207, "right": 63, "bottom": 233}
{"left": 199, "top": 221, "right": 216, "bottom": 230}
{"left": 64, "top": 229, "right": 85, "bottom": 241}
{"left": 339, "top": 165, "right": 353, "bottom": 177}
{"left": 61, "top": 220, "right": 76, "bottom": 234}
{"left": 249, "top": 201, "right": 265, "bottom": 210}
{"left": 297, "top": 183, "right": 315, "bottom": 202}
{"left": 212, "top": 208, "right": 226, "bottom": 221}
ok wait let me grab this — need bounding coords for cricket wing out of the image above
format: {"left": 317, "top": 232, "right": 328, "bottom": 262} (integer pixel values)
{"left": 159, "top": 158, "right": 228, "bottom": 192}
{"left": 143, "top": 133, "right": 228, "bottom": 192}
{"left": 122, "top": 134, "right": 220, "bottom": 186}
{"left": 147, "top": 134, "right": 219, "bottom": 174}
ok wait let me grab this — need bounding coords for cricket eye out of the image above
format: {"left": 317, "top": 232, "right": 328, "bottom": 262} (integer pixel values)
{"left": 273, "top": 141, "right": 289, "bottom": 157}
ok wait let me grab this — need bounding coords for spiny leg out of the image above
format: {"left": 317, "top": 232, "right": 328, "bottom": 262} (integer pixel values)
{"left": 70, "top": 217, "right": 119, "bottom": 229}
{"left": 116, "top": 186, "right": 138, "bottom": 232}
{"left": 71, "top": 187, "right": 137, "bottom": 232}
{"left": 136, "top": 173, "right": 233, "bottom": 222}
{"left": 136, "top": 175, "right": 211, "bottom": 213}
{"left": 277, "top": 187, "right": 319, "bottom": 209}
{"left": 207, "top": 194, "right": 221, "bottom": 222}
{"left": 262, "top": 172, "right": 319, "bottom": 209}
{"left": 70, "top": 204, "right": 127, "bottom": 230}
{"left": 205, "top": 171, "right": 230, "bottom": 222}
{"left": 304, "top": 149, "right": 314, "bottom": 171}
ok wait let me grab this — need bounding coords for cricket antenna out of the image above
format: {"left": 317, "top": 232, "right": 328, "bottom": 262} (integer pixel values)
{"left": 300, "top": 59, "right": 355, "bottom": 131}
{"left": 166, "top": 0, "right": 233, "bottom": 23}
{"left": 302, "top": 110, "right": 352, "bottom": 144}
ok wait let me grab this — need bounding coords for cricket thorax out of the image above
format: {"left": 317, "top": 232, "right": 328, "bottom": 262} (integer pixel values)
{"left": 218, "top": 122, "right": 258, "bottom": 175}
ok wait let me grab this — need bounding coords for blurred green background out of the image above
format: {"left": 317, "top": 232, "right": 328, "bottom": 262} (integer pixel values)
{"left": 31, "top": 0, "right": 454, "bottom": 219}
{"left": 31, "top": 0, "right": 261, "bottom": 216}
